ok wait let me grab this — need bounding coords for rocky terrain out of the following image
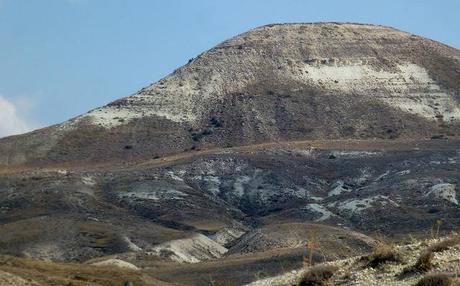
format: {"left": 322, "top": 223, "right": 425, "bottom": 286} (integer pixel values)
{"left": 248, "top": 235, "right": 460, "bottom": 286}
{"left": 0, "top": 23, "right": 459, "bottom": 285}
{"left": 0, "top": 235, "right": 458, "bottom": 285}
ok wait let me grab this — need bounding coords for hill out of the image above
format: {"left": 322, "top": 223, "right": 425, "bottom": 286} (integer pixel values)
{"left": 0, "top": 23, "right": 459, "bottom": 285}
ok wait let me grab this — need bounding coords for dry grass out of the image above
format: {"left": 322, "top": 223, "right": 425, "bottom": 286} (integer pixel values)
{"left": 366, "top": 243, "right": 402, "bottom": 268}
{"left": 413, "top": 251, "right": 435, "bottom": 272}
{"left": 415, "top": 273, "right": 453, "bottom": 286}
{"left": 427, "top": 236, "right": 460, "bottom": 253}
{"left": 298, "top": 264, "right": 337, "bottom": 286}
{"left": 303, "top": 229, "right": 319, "bottom": 267}
{"left": 414, "top": 236, "right": 459, "bottom": 272}
{"left": 0, "top": 255, "right": 168, "bottom": 286}
{"left": 401, "top": 235, "right": 460, "bottom": 275}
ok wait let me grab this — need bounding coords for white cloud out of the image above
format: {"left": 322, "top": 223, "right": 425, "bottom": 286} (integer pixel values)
{"left": 0, "top": 96, "right": 35, "bottom": 138}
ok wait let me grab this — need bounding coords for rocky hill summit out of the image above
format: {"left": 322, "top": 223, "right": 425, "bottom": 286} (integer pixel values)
{"left": 0, "top": 23, "right": 459, "bottom": 166}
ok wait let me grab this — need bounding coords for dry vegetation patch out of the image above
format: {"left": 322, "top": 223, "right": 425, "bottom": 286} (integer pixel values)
{"left": 427, "top": 236, "right": 460, "bottom": 253}
{"left": 415, "top": 273, "right": 453, "bottom": 286}
{"left": 365, "top": 243, "right": 402, "bottom": 268}
{"left": 403, "top": 235, "right": 460, "bottom": 274}
{"left": 297, "top": 264, "right": 338, "bottom": 286}
{"left": 0, "top": 255, "right": 163, "bottom": 286}
{"left": 413, "top": 250, "right": 435, "bottom": 272}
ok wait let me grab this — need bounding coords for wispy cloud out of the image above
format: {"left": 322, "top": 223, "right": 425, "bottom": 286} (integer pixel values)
{"left": 0, "top": 95, "right": 37, "bottom": 138}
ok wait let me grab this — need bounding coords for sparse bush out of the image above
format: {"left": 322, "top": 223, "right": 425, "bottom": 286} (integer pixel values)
{"left": 415, "top": 273, "right": 452, "bottom": 286}
{"left": 402, "top": 236, "right": 460, "bottom": 275}
{"left": 158, "top": 249, "right": 175, "bottom": 259}
{"left": 210, "top": 116, "right": 222, "bottom": 127}
{"left": 414, "top": 250, "right": 434, "bottom": 272}
{"left": 191, "top": 132, "right": 202, "bottom": 141}
{"left": 431, "top": 219, "right": 444, "bottom": 238}
{"left": 303, "top": 229, "right": 320, "bottom": 267}
{"left": 427, "top": 236, "right": 460, "bottom": 253}
{"left": 431, "top": 134, "right": 445, "bottom": 140}
{"left": 191, "top": 129, "right": 213, "bottom": 141}
{"left": 366, "top": 243, "right": 402, "bottom": 268}
{"left": 298, "top": 265, "right": 337, "bottom": 286}
{"left": 202, "top": 129, "right": 213, "bottom": 136}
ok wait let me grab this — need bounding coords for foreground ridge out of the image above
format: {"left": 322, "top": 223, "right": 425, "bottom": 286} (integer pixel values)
{"left": 248, "top": 235, "right": 460, "bottom": 286}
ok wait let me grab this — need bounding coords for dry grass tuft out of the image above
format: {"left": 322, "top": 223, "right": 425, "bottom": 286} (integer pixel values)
{"left": 366, "top": 243, "right": 402, "bottom": 268}
{"left": 401, "top": 235, "right": 460, "bottom": 275}
{"left": 427, "top": 236, "right": 460, "bottom": 253}
{"left": 298, "top": 264, "right": 338, "bottom": 286}
{"left": 415, "top": 273, "right": 453, "bottom": 286}
{"left": 413, "top": 251, "right": 435, "bottom": 272}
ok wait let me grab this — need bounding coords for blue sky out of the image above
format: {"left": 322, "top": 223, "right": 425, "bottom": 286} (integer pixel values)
{"left": 0, "top": 0, "right": 459, "bottom": 137}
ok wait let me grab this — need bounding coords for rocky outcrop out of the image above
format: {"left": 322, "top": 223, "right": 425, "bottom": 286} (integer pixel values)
{"left": 148, "top": 234, "right": 228, "bottom": 263}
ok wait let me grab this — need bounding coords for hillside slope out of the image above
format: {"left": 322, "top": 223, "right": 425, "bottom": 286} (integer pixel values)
{"left": 248, "top": 236, "right": 460, "bottom": 286}
{"left": 0, "top": 23, "right": 459, "bottom": 166}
